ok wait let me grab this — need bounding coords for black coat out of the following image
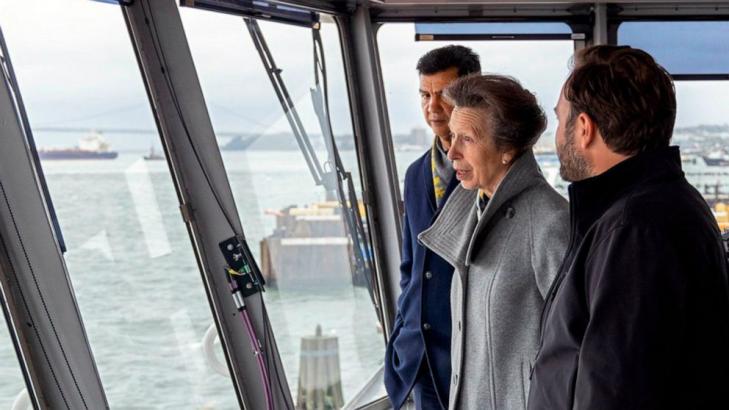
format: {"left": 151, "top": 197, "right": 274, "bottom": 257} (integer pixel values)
{"left": 528, "top": 146, "right": 729, "bottom": 410}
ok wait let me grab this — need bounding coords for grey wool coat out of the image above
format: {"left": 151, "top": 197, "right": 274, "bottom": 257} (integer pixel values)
{"left": 419, "top": 150, "right": 569, "bottom": 410}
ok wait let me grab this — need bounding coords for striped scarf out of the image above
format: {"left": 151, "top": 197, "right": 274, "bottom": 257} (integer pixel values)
{"left": 430, "top": 137, "right": 450, "bottom": 205}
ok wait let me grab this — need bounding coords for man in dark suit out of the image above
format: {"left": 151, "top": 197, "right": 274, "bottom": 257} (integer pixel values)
{"left": 385, "top": 45, "right": 480, "bottom": 410}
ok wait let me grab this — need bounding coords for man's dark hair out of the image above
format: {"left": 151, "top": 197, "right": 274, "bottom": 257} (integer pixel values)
{"left": 564, "top": 45, "right": 676, "bottom": 155}
{"left": 444, "top": 74, "right": 546, "bottom": 154}
{"left": 416, "top": 45, "right": 481, "bottom": 77}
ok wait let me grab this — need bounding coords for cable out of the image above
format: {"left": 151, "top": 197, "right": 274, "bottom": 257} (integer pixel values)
{"left": 227, "top": 275, "right": 275, "bottom": 410}
{"left": 258, "top": 291, "right": 292, "bottom": 410}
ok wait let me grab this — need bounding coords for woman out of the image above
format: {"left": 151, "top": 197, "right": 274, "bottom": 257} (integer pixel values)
{"left": 419, "top": 74, "right": 569, "bottom": 410}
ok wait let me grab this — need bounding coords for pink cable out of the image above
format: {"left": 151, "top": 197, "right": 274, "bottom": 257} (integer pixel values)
{"left": 228, "top": 280, "right": 275, "bottom": 410}
{"left": 240, "top": 308, "right": 275, "bottom": 410}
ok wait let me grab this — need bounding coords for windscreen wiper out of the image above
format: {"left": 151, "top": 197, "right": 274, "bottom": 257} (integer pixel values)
{"left": 244, "top": 18, "right": 381, "bottom": 321}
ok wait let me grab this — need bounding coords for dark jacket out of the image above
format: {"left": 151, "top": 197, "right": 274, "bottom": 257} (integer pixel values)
{"left": 385, "top": 149, "right": 459, "bottom": 409}
{"left": 528, "top": 146, "right": 729, "bottom": 410}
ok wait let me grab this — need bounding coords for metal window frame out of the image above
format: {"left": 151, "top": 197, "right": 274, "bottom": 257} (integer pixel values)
{"left": 121, "top": 1, "right": 293, "bottom": 408}
{"left": 6, "top": 2, "right": 729, "bottom": 409}
{"left": 365, "top": 15, "right": 588, "bottom": 340}
{"left": 0, "top": 40, "right": 108, "bottom": 409}
{"left": 608, "top": 12, "right": 729, "bottom": 80}
{"left": 336, "top": 6, "right": 403, "bottom": 340}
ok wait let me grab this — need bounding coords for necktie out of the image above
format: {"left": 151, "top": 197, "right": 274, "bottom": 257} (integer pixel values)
{"left": 431, "top": 137, "right": 447, "bottom": 205}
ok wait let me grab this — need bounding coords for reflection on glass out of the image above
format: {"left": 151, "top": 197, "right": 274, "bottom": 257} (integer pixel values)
{"left": 0, "top": 1, "right": 237, "bottom": 408}
{"left": 0, "top": 320, "right": 27, "bottom": 409}
{"left": 377, "top": 23, "right": 574, "bottom": 194}
{"left": 673, "top": 81, "right": 729, "bottom": 232}
{"left": 182, "top": 9, "right": 384, "bottom": 408}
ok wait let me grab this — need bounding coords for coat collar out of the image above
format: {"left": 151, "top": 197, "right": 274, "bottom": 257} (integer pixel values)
{"left": 419, "top": 149, "right": 545, "bottom": 271}
{"left": 568, "top": 145, "right": 683, "bottom": 238}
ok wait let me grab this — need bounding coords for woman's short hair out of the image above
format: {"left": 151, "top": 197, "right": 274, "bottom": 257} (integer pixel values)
{"left": 444, "top": 74, "right": 547, "bottom": 154}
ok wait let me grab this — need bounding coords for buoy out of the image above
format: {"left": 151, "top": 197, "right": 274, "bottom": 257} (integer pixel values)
{"left": 296, "top": 324, "right": 344, "bottom": 409}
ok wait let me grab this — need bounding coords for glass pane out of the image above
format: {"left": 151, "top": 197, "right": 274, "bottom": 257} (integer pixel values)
{"left": 673, "top": 81, "right": 729, "bottom": 232}
{"left": 0, "top": 1, "right": 237, "bottom": 408}
{"left": 0, "top": 320, "right": 27, "bottom": 409}
{"left": 619, "top": 21, "right": 729, "bottom": 76}
{"left": 181, "top": 9, "right": 383, "bottom": 408}
{"left": 378, "top": 23, "right": 573, "bottom": 195}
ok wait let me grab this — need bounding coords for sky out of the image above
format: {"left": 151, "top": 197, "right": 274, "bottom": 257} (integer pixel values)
{"left": 0, "top": 0, "right": 726, "bottom": 150}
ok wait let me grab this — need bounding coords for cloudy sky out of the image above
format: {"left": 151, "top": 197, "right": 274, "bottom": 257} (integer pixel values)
{"left": 0, "top": 0, "right": 726, "bottom": 150}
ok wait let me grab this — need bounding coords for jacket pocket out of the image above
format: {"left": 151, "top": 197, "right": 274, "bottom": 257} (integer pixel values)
{"left": 520, "top": 356, "right": 533, "bottom": 410}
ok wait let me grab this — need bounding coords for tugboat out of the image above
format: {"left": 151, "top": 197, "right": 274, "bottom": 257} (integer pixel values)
{"left": 38, "top": 132, "right": 118, "bottom": 160}
{"left": 143, "top": 145, "right": 165, "bottom": 161}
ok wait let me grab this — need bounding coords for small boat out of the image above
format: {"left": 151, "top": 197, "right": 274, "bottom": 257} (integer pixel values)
{"left": 143, "top": 145, "right": 165, "bottom": 161}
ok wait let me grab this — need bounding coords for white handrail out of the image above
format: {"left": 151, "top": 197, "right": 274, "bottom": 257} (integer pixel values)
{"left": 202, "top": 323, "right": 229, "bottom": 376}
{"left": 11, "top": 389, "right": 31, "bottom": 410}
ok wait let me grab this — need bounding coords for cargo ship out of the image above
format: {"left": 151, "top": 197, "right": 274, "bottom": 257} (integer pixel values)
{"left": 39, "top": 132, "right": 118, "bottom": 160}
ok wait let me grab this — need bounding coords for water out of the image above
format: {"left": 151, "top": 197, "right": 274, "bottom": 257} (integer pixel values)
{"left": 0, "top": 150, "right": 424, "bottom": 410}
{"left": 0, "top": 148, "right": 567, "bottom": 409}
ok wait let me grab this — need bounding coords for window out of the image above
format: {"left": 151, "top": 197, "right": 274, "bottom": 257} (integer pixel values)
{"left": 0, "top": 1, "right": 237, "bottom": 407}
{"left": 620, "top": 22, "right": 729, "bottom": 232}
{"left": 181, "top": 8, "right": 383, "bottom": 406}
{"left": 672, "top": 81, "right": 729, "bottom": 231}
{"left": 619, "top": 21, "right": 729, "bottom": 78}
{"left": 377, "top": 23, "right": 575, "bottom": 195}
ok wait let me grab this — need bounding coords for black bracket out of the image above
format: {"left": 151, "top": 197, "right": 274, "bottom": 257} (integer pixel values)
{"left": 219, "top": 236, "right": 265, "bottom": 299}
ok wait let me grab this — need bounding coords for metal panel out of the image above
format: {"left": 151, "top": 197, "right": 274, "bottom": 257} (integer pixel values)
{"left": 370, "top": 3, "right": 592, "bottom": 22}
{"left": 593, "top": 3, "right": 609, "bottom": 44}
{"left": 0, "top": 46, "right": 107, "bottom": 409}
{"left": 121, "top": 1, "right": 293, "bottom": 408}
{"left": 336, "top": 7, "right": 402, "bottom": 339}
{"left": 612, "top": 2, "right": 729, "bottom": 17}
{"left": 368, "top": 2, "right": 729, "bottom": 22}
{"left": 182, "top": 0, "right": 355, "bottom": 15}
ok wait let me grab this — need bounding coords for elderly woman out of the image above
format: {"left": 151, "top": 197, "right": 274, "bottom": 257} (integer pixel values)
{"left": 419, "top": 74, "right": 569, "bottom": 410}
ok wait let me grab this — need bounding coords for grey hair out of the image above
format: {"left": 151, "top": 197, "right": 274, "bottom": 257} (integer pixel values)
{"left": 444, "top": 74, "right": 547, "bottom": 154}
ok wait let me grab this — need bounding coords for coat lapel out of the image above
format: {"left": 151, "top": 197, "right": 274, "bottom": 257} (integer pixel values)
{"left": 419, "top": 150, "right": 546, "bottom": 271}
{"left": 465, "top": 150, "right": 544, "bottom": 263}
{"left": 418, "top": 185, "right": 477, "bottom": 275}
{"left": 422, "top": 150, "right": 437, "bottom": 213}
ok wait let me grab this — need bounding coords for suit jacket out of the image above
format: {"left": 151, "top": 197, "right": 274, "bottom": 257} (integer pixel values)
{"left": 385, "top": 149, "right": 459, "bottom": 409}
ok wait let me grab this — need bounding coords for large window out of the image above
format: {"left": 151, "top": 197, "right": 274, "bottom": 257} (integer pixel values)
{"left": 181, "top": 8, "right": 383, "bottom": 406}
{"left": 619, "top": 21, "right": 729, "bottom": 78}
{"left": 620, "top": 21, "right": 729, "bottom": 232}
{"left": 377, "top": 23, "right": 575, "bottom": 195}
{"left": 0, "top": 1, "right": 237, "bottom": 408}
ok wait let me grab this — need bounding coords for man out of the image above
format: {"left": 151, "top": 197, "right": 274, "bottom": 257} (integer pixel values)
{"left": 384, "top": 45, "right": 480, "bottom": 410}
{"left": 528, "top": 45, "right": 729, "bottom": 409}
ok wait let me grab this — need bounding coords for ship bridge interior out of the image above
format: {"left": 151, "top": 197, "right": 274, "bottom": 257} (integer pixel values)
{"left": 0, "top": 1, "right": 727, "bottom": 409}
